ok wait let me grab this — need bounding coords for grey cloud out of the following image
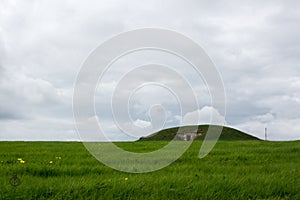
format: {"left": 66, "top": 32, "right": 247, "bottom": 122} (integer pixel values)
{"left": 0, "top": 0, "right": 300, "bottom": 140}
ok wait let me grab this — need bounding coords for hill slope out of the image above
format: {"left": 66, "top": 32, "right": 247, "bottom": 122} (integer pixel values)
{"left": 139, "top": 125, "right": 260, "bottom": 141}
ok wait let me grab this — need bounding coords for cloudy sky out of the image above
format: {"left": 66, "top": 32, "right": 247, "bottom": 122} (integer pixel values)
{"left": 1, "top": 0, "right": 300, "bottom": 141}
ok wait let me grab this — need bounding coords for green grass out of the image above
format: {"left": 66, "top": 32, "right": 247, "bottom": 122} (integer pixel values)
{"left": 0, "top": 140, "right": 299, "bottom": 199}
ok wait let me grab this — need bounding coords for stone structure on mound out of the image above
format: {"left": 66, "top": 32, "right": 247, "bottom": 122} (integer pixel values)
{"left": 175, "top": 130, "right": 205, "bottom": 141}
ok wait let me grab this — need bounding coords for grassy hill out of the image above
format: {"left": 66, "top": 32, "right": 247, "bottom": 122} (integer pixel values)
{"left": 139, "top": 125, "right": 260, "bottom": 141}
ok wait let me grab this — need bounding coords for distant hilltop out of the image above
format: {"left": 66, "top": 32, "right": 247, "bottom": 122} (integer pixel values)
{"left": 139, "top": 125, "right": 260, "bottom": 141}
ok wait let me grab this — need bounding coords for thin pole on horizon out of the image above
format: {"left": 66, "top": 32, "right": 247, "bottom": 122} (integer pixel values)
{"left": 265, "top": 127, "right": 267, "bottom": 141}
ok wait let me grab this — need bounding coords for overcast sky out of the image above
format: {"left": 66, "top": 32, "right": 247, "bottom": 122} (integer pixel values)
{"left": 1, "top": 0, "right": 300, "bottom": 141}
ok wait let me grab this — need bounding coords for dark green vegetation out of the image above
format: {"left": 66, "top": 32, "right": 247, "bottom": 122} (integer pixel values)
{"left": 140, "top": 125, "right": 259, "bottom": 141}
{"left": 0, "top": 128, "right": 299, "bottom": 199}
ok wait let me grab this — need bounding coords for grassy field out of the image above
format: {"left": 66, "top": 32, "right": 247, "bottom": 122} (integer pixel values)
{"left": 0, "top": 140, "right": 299, "bottom": 199}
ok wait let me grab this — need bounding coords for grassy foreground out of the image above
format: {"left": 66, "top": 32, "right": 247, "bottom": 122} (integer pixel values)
{"left": 0, "top": 140, "right": 299, "bottom": 199}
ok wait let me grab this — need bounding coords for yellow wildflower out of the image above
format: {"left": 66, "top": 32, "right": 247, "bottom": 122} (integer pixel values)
{"left": 20, "top": 160, "right": 25, "bottom": 164}
{"left": 49, "top": 161, "right": 53, "bottom": 164}
{"left": 124, "top": 177, "right": 128, "bottom": 181}
{"left": 17, "top": 158, "right": 22, "bottom": 161}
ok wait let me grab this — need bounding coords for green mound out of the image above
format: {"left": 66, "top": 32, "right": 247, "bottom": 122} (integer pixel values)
{"left": 139, "top": 125, "right": 260, "bottom": 141}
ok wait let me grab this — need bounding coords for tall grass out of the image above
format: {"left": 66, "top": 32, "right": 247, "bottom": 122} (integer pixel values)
{"left": 0, "top": 140, "right": 299, "bottom": 199}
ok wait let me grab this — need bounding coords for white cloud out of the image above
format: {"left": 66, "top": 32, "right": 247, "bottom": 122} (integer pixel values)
{"left": 133, "top": 119, "right": 151, "bottom": 128}
{"left": 253, "top": 113, "right": 275, "bottom": 123}
{"left": 182, "top": 106, "right": 225, "bottom": 126}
